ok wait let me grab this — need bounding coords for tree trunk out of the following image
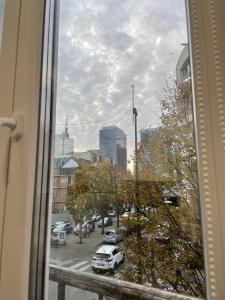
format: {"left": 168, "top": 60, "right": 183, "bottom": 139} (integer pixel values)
{"left": 136, "top": 224, "right": 143, "bottom": 284}
{"left": 116, "top": 212, "right": 120, "bottom": 228}
{"left": 79, "top": 218, "right": 83, "bottom": 244}
{"left": 101, "top": 216, "right": 105, "bottom": 234}
{"left": 150, "top": 247, "right": 157, "bottom": 286}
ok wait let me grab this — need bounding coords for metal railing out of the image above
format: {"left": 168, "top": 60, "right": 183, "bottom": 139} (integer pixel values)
{"left": 49, "top": 265, "right": 202, "bottom": 300}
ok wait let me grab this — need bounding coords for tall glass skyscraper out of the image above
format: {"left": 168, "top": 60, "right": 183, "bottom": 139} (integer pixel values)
{"left": 99, "top": 126, "right": 127, "bottom": 171}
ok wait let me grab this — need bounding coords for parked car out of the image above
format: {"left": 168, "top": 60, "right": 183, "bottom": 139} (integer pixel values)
{"left": 92, "top": 245, "right": 124, "bottom": 272}
{"left": 121, "top": 208, "right": 136, "bottom": 219}
{"left": 102, "top": 229, "right": 123, "bottom": 244}
{"left": 73, "top": 221, "right": 93, "bottom": 236}
{"left": 51, "top": 220, "right": 70, "bottom": 233}
{"left": 85, "top": 213, "right": 94, "bottom": 221}
{"left": 121, "top": 211, "right": 129, "bottom": 218}
{"left": 91, "top": 214, "right": 101, "bottom": 222}
{"left": 53, "top": 223, "right": 73, "bottom": 234}
{"left": 97, "top": 217, "right": 113, "bottom": 228}
{"left": 87, "top": 219, "right": 95, "bottom": 232}
{"left": 74, "top": 222, "right": 87, "bottom": 235}
{"left": 107, "top": 210, "right": 116, "bottom": 217}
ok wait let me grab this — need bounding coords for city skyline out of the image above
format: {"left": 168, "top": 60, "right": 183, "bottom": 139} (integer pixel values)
{"left": 55, "top": 124, "right": 128, "bottom": 168}
{"left": 55, "top": 0, "right": 188, "bottom": 161}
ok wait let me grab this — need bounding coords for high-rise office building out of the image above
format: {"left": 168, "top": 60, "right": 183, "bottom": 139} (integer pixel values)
{"left": 176, "top": 44, "right": 190, "bottom": 84}
{"left": 99, "top": 126, "right": 127, "bottom": 170}
{"left": 140, "top": 127, "right": 161, "bottom": 143}
{"left": 176, "top": 44, "right": 192, "bottom": 121}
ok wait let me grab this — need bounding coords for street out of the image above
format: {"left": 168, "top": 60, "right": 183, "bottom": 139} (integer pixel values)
{"left": 48, "top": 219, "right": 122, "bottom": 300}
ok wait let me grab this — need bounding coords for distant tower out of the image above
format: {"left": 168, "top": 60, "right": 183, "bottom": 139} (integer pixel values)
{"left": 99, "top": 126, "right": 127, "bottom": 170}
{"left": 64, "top": 115, "right": 69, "bottom": 138}
{"left": 55, "top": 116, "right": 74, "bottom": 156}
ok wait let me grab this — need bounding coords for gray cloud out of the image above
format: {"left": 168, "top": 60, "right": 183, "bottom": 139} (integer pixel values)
{"left": 56, "top": 0, "right": 187, "bottom": 157}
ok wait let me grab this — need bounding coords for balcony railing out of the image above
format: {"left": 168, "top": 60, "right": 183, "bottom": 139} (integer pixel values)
{"left": 49, "top": 265, "right": 203, "bottom": 300}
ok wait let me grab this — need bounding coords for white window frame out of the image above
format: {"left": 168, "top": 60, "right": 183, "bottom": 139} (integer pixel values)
{"left": 187, "top": 1, "right": 225, "bottom": 298}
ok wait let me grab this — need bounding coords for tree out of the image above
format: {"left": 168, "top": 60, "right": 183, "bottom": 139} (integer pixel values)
{"left": 66, "top": 162, "right": 114, "bottom": 235}
{"left": 120, "top": 81, "right": 206, "bottom": 297}
{"left": 90, "top": 162, "right": 113, "bottom": 234}
{"left": 109, "top": 166, "right": 129, "bottom": 228}
{"left": 66, "top": 168, "right": 93, "bottom": 244}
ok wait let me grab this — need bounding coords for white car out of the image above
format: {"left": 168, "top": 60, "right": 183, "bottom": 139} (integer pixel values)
{"left": 91, "top": 214, "right": 101, "bottom": 221}
{"left": 107, "top": 210, "right": 116, "bottom": 217}
{"left": 73, "top": 222, "right": 90, "bottom": 235}
{"left": 92, "top": 245, "right": 124, "bottom": 272}
{"left": 121, "top": 208, "right": 136, "bottom": 218}
{"left": 121, "top": 211, "right": 129, "bottom": 218}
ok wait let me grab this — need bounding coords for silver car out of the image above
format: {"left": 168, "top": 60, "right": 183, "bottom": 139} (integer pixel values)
{"left": 102, "top": 229, "right": 123, "bottom": 244}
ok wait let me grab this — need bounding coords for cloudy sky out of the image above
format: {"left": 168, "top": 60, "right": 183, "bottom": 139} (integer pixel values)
{"left": 55, "top": 0, "right": 188, "bottom": 160}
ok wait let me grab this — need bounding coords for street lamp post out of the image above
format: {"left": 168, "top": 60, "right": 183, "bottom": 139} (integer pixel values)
{"left": 131, "top": 84, "right": 139, "bottom": 202}
{"left": 131, "top": 84, "right": 142, "bottom": 284}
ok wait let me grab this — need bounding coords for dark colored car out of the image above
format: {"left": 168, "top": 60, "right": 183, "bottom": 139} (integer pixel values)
{"left": 87, "top": 219, "right": 95, "bottom": 232}
{"left": 97, "top": 217, "right": 113, "bottom": 228}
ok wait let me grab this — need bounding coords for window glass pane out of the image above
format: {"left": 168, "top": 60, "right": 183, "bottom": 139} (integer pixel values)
{"left": 0, "top": 0, "right": 5, "bottom": 50}
{"left": 48, "top": 1, "right": 206, "bottom": 299}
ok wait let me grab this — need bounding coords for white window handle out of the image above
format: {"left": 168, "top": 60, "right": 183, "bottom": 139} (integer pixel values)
{"left": 0, "top": 111, "right": 23, "bottom": 141}
{"left": 0, "top": 112, "right": 23, "bottom": 185}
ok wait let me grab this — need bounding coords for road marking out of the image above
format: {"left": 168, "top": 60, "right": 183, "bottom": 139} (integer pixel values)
{"left": 50, "top": 259, "right": 60, "bottom": 265}
{"left": 79, "top": 264, "right": 91, "bottom": 272}
{"left": 50, "top": 259, "right": 74, "bottom": 266}
{"left": 70, "top": 261, "right": 88, "bottom": 269}
{"left": 49, "top": 259, "right": 91, "bottom": 271}
{"left": 60, "top": 259, "right": 76, "bottom": 266}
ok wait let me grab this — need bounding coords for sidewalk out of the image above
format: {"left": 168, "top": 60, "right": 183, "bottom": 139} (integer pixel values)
{"left": 50, "top": 226, "right": 108, "bottom": 263}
